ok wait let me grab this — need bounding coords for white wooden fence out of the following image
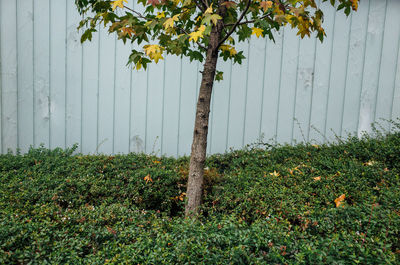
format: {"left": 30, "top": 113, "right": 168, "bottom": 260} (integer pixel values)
{"left": 0, "top": 0, "right": 399, "bottom": 156}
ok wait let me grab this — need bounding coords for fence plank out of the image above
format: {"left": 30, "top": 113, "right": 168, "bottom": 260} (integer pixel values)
{"left": 33, "top": 0, "right": 50, "bottom": 148}
{"left": 65, "top": 0, "right": 82, "bottom": 150}
{"left": 358, "top": 0, "right": 387, "bottom": 135}
{"left": 309, "top": 2, "right": 336, "bottom": 143}
{"left": 16, "top": 0, "right": 34, "bottom": 152}
{"left": 0, "top": 0, "right": 18, "bottom": 152}
{"left": 375, "top": 0, "right": 400, "bottom": 130}
{"left": 81, "top": 25, "right": 99, "bottom": 153}
{"left": 113, "top": 39, "right": 131, "bottom": 154}
{"left": 50, "top": 0, "right": 67, "bottom": 149}
{"left": 342, "top": 0, "right": 369, "bottom": 137}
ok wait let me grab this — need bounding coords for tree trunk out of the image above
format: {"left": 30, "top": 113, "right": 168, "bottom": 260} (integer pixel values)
{"left": 185, "top": 20, "right": 223, "bottom": 217}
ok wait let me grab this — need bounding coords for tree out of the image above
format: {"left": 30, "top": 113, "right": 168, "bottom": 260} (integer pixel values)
{"left": 75, "top": 0, "right": 359, "bottom": 217}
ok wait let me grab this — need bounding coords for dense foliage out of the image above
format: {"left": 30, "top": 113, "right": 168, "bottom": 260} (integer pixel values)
{"left": 1, "top": 123, "right": 400, "bottom": 264}
{"left": 76, "top": 0, "right": 358, "bottom": 71}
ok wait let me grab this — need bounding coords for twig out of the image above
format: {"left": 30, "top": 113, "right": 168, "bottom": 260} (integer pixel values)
{"left": 217, "top": 0, "right": 252, "bottom": 48}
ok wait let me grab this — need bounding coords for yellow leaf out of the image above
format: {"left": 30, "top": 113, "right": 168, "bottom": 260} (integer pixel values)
{"left": 219, "top": 44, "right": 237, "bottom": 56}
{"left": 205, "top": 3, "right": 213, "bottom": 15}
{"left": 163, "top": 14, "right": 180, "bottom": 29}
{"left": 334, "top": 194, "right": 345, "bottom": 208}
{"left": 144, "top": 174, "right": 153, "bottom": 183}
{"left": 313, "top": 176, "right": 321, "bottom": 181}
{"left": 251, "top": 27, "right": 263, "bottom": 38}
{"left": 156, "top": 11, "right": 165, "bottom": 19}
{"left": 143, "top": 44, "right": 165, "bottom": 63}
{"left": 312, "top": 144, "right": 319, "bottom": 148}
{"left": 350, "top": 0, "right": 358, "bottom": 11}
{"left": 188, "top": 25, "right": 206, "bottom": 42}
{"left": 135, "top": 60, "right": 142, "bottom": 70}
{"left": 269, "top": 170, "right": 280, "bottom": 177}
{"left": 112, "top": 0, "right": 128, "bottom": 11}
{"left": 209, "top": 14, "right": 222, "bottom": 26}
{"left": 364, "top": 160, "right": 375, "bottom": 166}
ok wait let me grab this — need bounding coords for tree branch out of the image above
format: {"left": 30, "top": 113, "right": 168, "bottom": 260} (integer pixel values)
{"left": 224, "top": 14, "right": 273, "bottom": 26}
{"left": 217, "top": 0, "right": 252, "bottom": 48}
{"left": 123, "top": 6, "right": 149, "bottom": 20}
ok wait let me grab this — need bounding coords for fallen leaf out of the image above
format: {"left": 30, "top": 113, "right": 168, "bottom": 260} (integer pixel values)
{"left": 334, "top": 194, "right": 345, "bottom": 208}
{"left": 313, "top": 176, "right": 321, "bottom": 181}
{"left": 144, "top": 174, "right": 153, "bottom": 183}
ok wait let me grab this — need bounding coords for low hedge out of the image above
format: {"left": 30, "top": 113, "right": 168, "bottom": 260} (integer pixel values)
{"left": 1, "top": 125, "right": 399, "bottom": 264}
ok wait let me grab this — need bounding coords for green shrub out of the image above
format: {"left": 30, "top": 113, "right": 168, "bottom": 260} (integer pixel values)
{"left": 1, "top": 123, "right": 399, "bottom": 264}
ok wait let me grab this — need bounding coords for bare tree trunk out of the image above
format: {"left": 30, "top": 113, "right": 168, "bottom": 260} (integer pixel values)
{"left": 185, "top": 18, "right": 224, "bottom": 217}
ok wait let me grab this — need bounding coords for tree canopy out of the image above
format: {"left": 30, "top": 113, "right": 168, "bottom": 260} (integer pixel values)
{"left": 77, "top": 0, "right": 358, "bottom": 72}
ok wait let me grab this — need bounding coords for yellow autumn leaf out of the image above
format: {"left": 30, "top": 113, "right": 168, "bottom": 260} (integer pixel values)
{"left": 163, "top": 14, "right": 180, "bottom": 29}
{"left": 144, "top": 174, "right": 153, "bottom": 183}
{"left": 205, "top": 3, "right": 213, "bottom": 15}
{"left": 219, "top": 44, "right": 237, "bottom": 56}
{"left": 334, "top": 194, "right": 345, "bottom": 208}
{"left": 364, "top": 160, "right": 375, "bottom": 166}
{"left": 252, "top": 27, "right": 263, "bottom": 38}
{"left": 350, "top": 0, "right": 358, "bottom": 11}
{"left": 312, "top": 144, "right": 319, "bottom": 148}
{"left": 269, "top": 170, "right": 280, "bottom": 177}
{"left": 189, "top": 25, "right": 206, "bottom": 42}
{"left": 143, "top": 44, "right": 165, "bottom": 63}
{"left": 209, "top": 14, "right": 222, "bottom": 26}
{"left": 112, "top": 0, "right": 128, "bottom": 10}
{"left": 313, "top": 176, "right": 321, "bottom": 181}
{"left": 156, "top": 11, "right": 165, "bottom": 19}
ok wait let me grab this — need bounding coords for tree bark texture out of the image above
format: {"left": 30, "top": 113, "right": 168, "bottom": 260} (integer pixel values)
{"left": 185, "top": 8, "right": 226, "bottom": 217}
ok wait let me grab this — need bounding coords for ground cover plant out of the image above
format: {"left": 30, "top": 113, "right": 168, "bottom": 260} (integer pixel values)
{"left": 1, "top": 123, "right": 399, "bottom": 264}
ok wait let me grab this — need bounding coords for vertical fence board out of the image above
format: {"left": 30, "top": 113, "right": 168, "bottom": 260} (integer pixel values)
{"left": 260, "top": 32, "right": 283, "bottom": 142}
{"left": 33, "top": 0, "right": 50, "bottom": 148}
{"left": 97, "top": 31, "right": 115, "bottom": 154}
{"left": 145, "top": 62, "right": 164, "bottom": 155}
{"left": 65, "top": 0, "right": 82, "bottom": 150}
{"left": 276, "top": 28, "right": 300, "bottom": 144}
{"left": 341, "top": 1, "right": 369, "bottom": 136}
{"left": 162, "top": 56, "right": 181, "bottom": 156}
{"left": 113, "top": 41, "right": 131, "bottom": 154}
{"left": 325, "top": 11, "right": 352, "bottom": 140}
{"left": 177, "top": 59, "right": 198, "bottom": 156}
{"left": 210, "top": 60, "right": 231, "bottom": 154}
{"left": 50, "top": 0, "right": 67, "bottom": 149}
{"left": 292, "top": 35, "right": 317, "bottom": 143}
{"left": 358, "top": 0, "right": 387, "bottom": 135}
{"left": 375, "top": 0, "right": 400, "bottom": 130}
{"left": 309, "top": 3, "right": 336, "bottom": 143}
{"left": 227, "top": 41, "right": 249, "bottom": 150}
{"left": 17, "top": 0, "right": 34, "bottom": 152}
{"left": 130, "top": 61, "right": 148, "bottom": 154}
{"left": 0, "top": 0, "right": 18, "bottom": 152}
{"left": 81, "top": 25, "right": 99, "bottom": 153}
{"left": 392, "top": 36, "right": 400, "bottom": 123}
{"left": 244, "top": 37, "right": 267, "bottom": 146}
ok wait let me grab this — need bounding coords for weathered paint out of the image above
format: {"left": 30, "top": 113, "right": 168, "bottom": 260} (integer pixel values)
{"left": 0, "top": 0, "right": 399, "bottom": 156}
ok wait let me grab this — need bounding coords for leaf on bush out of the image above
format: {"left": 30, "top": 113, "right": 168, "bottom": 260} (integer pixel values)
{"left": 313, "top": 176, "right": 321, "bottom": 181}
{"left": 144, "top": 174, "right": 153, "bottom": 183}
{"left": 334, "top": 194, "right": 345, "bottom": 207}
{"left": 269, "top": 170, "right": 280, "bottom": 177}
